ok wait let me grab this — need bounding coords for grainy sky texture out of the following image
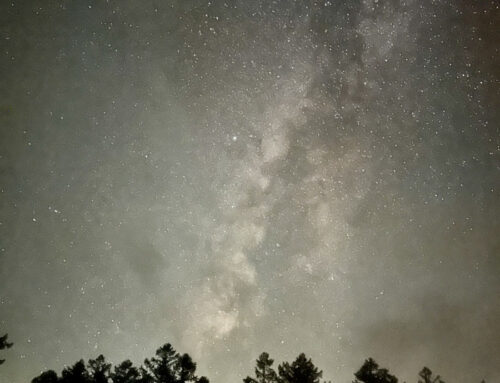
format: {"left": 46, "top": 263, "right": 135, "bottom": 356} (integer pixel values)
{"left": 1, "top": 1, "right": 499, "bottom": 382}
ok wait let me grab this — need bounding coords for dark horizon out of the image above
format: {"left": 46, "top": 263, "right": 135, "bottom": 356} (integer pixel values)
{"left": 26, "top": 341, "right": 452, "bottom": 383}
{"left": 1, "top": 1, "right": 499, "bottom": 383}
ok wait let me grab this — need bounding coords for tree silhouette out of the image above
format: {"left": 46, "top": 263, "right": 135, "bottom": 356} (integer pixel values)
{"left": 141, "top": 343, "right": 208, "bottom": 383}
{"left": 138, "top": 365, "right": 156, "bottom": 383}
{"left": 177, "top": 353, "right": 199, "bottom": 383}
{"left": 142, "top": 343, "right": 179, "bottom": 383}
{"left": 0, "top": 333, "right": 13, "bottom": 366}
{"left": 244, "top": 352, "right": 278, "bottom": 383}
{"left": 278, "top": 353, "right": 322, "bottom": 383}
{"left": 353, "top": 358, "right": 398, "bottom": 383}
{"left": 418, "top": 367, "right": 444, "bottom": 383}
{"left": 88, "top": 355, "right": 112, "bottom": 383}
{"left": 111, "top": 360, "right": 140, "bottom": 383}
{"left": 30, "top": 342, "right": 209, "bottom": 383}
{"left": 28, "top": 342, "right": 482, "bottom": 383}
{"left": 60, "top": 359, "right": 90, "bottom": 383}
{"left": 32, "top": 370, "right": 59, "bottom": 383}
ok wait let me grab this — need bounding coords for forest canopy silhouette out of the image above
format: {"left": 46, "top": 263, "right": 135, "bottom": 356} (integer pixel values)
{"left": 25, "top": 341, "right": 467, "bottom": 383}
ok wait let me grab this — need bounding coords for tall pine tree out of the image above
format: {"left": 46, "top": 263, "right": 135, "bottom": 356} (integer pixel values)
{"left": 244, "top": 352, "right": 278, "bottom": 383}
{"left": 278, "top": 353, "right": 322, "bottom": 383}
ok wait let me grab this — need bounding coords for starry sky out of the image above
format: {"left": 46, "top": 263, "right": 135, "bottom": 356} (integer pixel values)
{"left": 0, "top": 1, "right": 499, "bottom": 382}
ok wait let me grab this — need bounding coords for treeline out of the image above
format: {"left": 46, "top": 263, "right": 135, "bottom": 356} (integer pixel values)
{"left": 28, "top": 341, "right": 470, "bottom": 383}
{"left": 31, "top": 344, "right": 208, "bottom": 383}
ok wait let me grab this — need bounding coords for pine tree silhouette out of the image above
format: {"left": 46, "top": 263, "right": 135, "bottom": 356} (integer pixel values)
{"left": 32, "top": 370, "right": 59, "bottom": 383}
{"left": 60, "top": 359, "right": 90, "bottom": 383}
{"left": 111, "top": 360, "right": 140, "bottom": 383}
{"left": 244, "top": 352, "right": 278, "bottom": 383}
{"left": 31, "top": 342, "right": 209, "bottom": 383}
{"left": 88, "top": 355, "right": 112, "bottom": 383}
{"left": 418, "top": 367, "right": 444, "bottom": 383}
{"left": 353, "top": 358, "right": 398, "bottom": 383}
{"left": 278, "top": 353, "right": 322, "bottom": 383}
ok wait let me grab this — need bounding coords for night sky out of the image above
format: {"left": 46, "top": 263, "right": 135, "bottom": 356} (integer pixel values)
{"left": 1, "top": 1, "right": 499, "bottom": 382}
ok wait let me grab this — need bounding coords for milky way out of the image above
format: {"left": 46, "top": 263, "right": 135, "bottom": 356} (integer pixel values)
{"left": 1, "top": 1, "right": 499, "bottom": 382}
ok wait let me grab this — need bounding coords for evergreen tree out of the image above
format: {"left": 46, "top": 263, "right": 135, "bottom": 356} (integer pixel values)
{"left": 111, "top": 360, "right": 140, "bottom": 383}
{"left": 142, "top": 343, "right": 179, "bottom": 383}
{"left": 177, "top": 353, "right": 198, "bottom": 383}
{"left": 0, "top": 333, "right": 13, "bottom": 366}
{"left": 278, "top": 353, "right": 322, "bottom": 383}
{"left": 244, "top": 352, "right": 278, "bottom": 383}
{"left": 88, "top": 354, "right": 112, "bottom": 383}
{"left": 60, "top": 359, "right": 90, "bottom": 383}
{"left": 418, "top": 367, "right": 444, "bottom": 383}
{"left": 32, "top": 370, "right": 59, "bottom": 383}
{"left": 142, "top": 343, "right": 208, "bottom": 383}
{"left": 138, "top": 366, "right": 156, "bottom": 383}
{"left": 30, "top": 342, "right": 208, "bottom": 383}
{"left": 353, "top": 358, "right": 398, "bottom": 383}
